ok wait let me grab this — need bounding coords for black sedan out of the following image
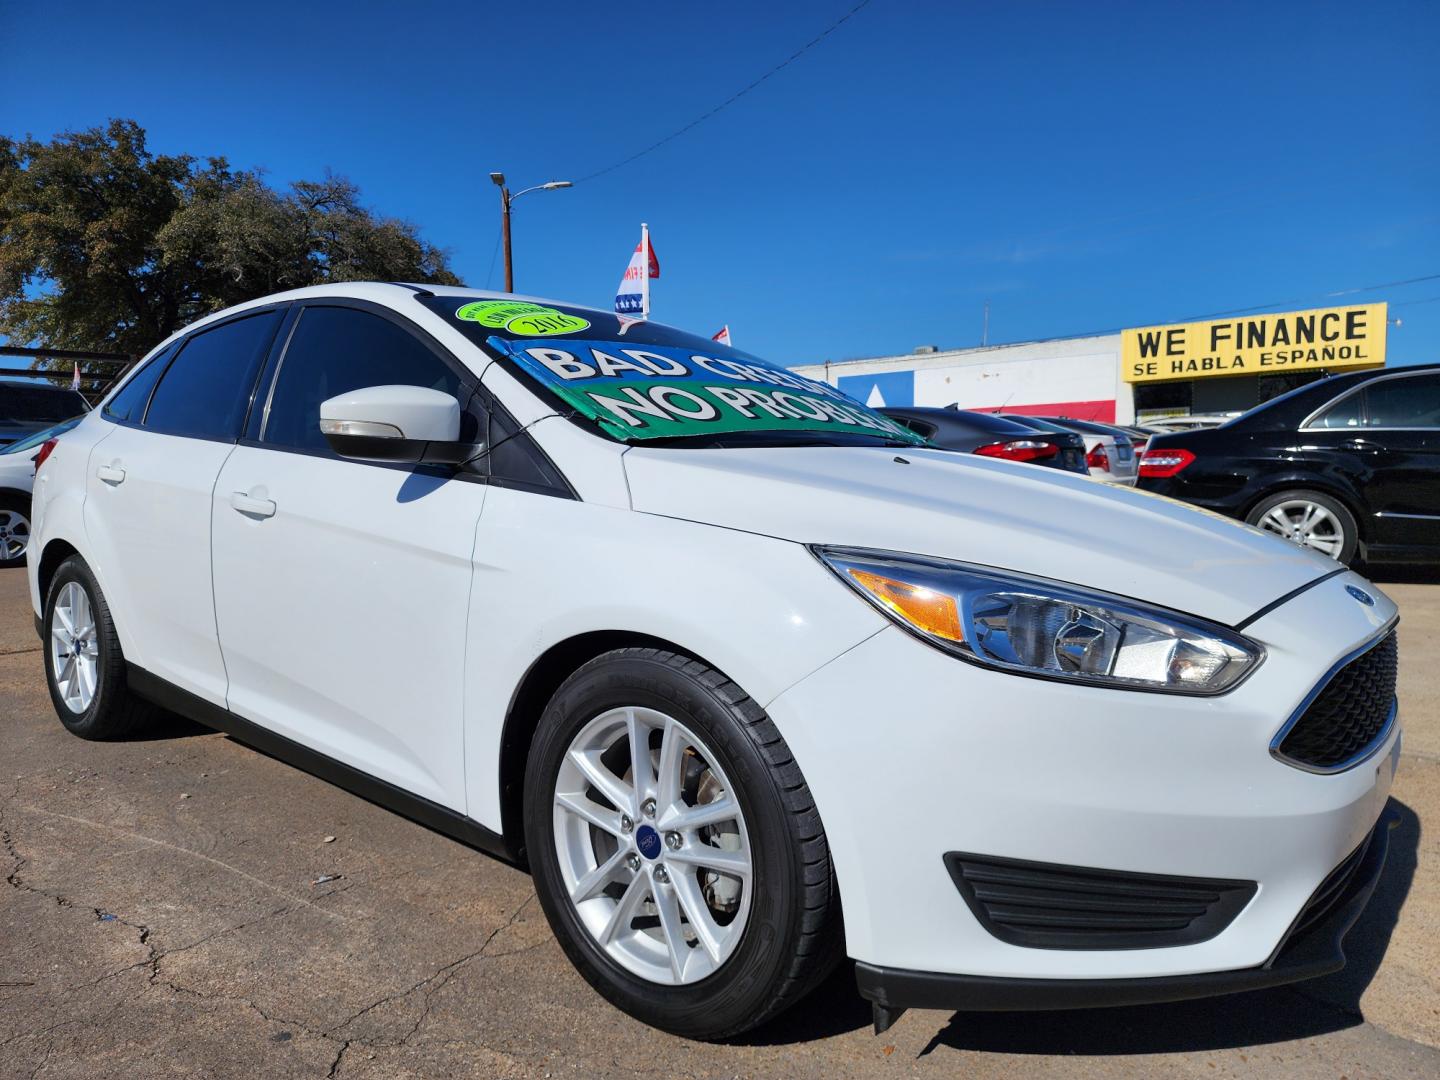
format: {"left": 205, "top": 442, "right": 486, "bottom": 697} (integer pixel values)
{"left": 1137, "top": 363, "right": 1440, "bottom": 566}
{"left": 881, "top": 406, "right": 1089, "bottom": 474}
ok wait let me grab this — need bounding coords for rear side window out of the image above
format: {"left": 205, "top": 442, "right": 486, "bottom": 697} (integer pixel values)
{"left": 262, "top": 305, "right": 464, "bottom": 453}
{"left": 887, "top": 416, "right": 937, "bottom": 439}
{"left": 103, "top": 344, "right": 176, "bottom": 423}
{"left": 1309, "top": 392, "right": 1364, "bottom": 429}
{"left": 1363, "top": 375, "right": 1440, "bottom": 429}
{"left": 145, "top": 312, "right": 280, "bottom": 439}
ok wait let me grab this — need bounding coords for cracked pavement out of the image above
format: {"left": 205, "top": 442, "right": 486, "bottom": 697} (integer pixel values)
{"left": 1, "top": 566, "right": 1438, "bottom": 1078}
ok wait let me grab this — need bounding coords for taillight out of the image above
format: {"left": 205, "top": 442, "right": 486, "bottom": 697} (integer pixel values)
{"left": 32, "top": 438, "right": 59, "bottom": 473}
{"left": 1085, "top": 444, "right": 1109, "bottom": 471}
{"left": 1139, "top": 448, "right": 1196, "bottom": 478}
{"left": 974, "top": 439, "right": 1059, "bottom": 463}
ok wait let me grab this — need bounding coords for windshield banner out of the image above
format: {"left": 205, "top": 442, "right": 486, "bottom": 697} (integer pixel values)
{"left": 486, "top": 337, "right": 924, "bottom": 444}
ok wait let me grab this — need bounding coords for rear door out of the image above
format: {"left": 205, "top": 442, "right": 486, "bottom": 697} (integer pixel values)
{"left": 209, "top": 301, "right": 486, "bottom": 809}
{"left": 83, "top": 308, "right": 282, "bottom": 705}
{"left": 1353, "top": 372, "right": 1440, "bottom": 552}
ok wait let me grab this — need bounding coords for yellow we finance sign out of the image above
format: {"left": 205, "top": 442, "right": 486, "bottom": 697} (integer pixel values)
{"left": 1121, "top": 303, "right": 1387, "bottom": 384}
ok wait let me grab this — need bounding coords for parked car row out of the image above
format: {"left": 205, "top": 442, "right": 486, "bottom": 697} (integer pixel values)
{"left": 880, "top": 407, "right": 1143, "bottom": 484}
{"left": 882, "top": 365, "right": 1439, "bottom": 570}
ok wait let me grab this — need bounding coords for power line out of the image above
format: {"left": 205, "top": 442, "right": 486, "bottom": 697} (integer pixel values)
{"left": 574, "top": 0, "right": 874, "bottom": 184}
{"left": 1154, "top": 272, "right": 1440, "bottom": 325}
{"left": 834, "top": 270, "right": 1440, "bottom": 361}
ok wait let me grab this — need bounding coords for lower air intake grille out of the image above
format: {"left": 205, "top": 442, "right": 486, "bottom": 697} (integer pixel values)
{"left": 1274, "top": 630, "right": 1398, "bottom": 773}
{"left": 945, "top": 853, "right": 1257, "bottom": 950}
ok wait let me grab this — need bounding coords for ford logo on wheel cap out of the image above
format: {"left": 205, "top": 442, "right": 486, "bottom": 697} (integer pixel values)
{"left": 636, "top": 825, "right": 662, "bottom": 860}
{"left": 1345, "top": 584, "right": 1376, "bottom": 607}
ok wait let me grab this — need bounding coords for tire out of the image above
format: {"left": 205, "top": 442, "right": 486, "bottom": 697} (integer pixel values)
{"left": 1245, "top": 489, "right": 1360, "bottom": 565}
{"left": 42, "top": 555, "right": 155, "bottom": 739}
{"left": 0, "top": 493, "right": 32, "bottom": 568}
{"left": 524, "top": 648, "right": 842, "bottom": 1039}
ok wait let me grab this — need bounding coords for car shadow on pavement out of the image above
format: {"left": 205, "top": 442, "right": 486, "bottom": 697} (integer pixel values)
{"left": 114, "top": 707, "right": 211, "bottom": 742}
{"left": 914, "top": 798, "right": 1420, "bottom": 1057}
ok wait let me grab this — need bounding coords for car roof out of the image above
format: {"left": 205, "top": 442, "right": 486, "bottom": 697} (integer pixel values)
{"left": 138, "top": 282, "right": 633, "bottom": 363}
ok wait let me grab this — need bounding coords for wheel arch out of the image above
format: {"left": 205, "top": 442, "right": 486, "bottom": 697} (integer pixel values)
{"left": 36, "top": 537, "right": 81, "bottom": 606}
{"left": 1240, "top": 477, "right": 1368, "bottom": 541}
{"left": 496, "top": 629, "right": 731, "bottom": 865}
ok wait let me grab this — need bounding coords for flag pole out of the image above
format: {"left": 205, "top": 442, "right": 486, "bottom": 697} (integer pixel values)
{"left": 640, "top": 222, "right": 650, "bottom": 320}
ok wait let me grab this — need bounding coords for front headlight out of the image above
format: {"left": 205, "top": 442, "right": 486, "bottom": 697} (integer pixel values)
{"left": 816, "top": 547, "right": 1262, "bottom": 695}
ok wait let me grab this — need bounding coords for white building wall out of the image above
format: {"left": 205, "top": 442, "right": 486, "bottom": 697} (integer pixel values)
{"left": 791, "top": 334, "right": 1135, "bottom": 424}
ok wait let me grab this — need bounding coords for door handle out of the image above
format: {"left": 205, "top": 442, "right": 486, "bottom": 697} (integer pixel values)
{"left": 1343, "top": 438, "right": 1380, "bottom": 452}
{"left": 230, "top": 491, "right": 277, "bottom": 519}
{"left": 96, "top": 464, "right": 126, "bottom": 486}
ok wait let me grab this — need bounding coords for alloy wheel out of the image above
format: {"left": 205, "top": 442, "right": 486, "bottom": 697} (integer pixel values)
{"left": 50, "top": 581, "right": 100, "bottom": 713}
{"left": 1256, "top": 499, "right": 1346, "bottom": 558}
{"left": 0, "top": 508, "right": 29, "bottom": 561}
{"left": 552, "top": 706, "right": 753, "bottom": 985}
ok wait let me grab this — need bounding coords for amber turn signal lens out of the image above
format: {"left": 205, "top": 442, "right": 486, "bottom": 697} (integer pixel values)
{"left": 846, "top": 569, "right": 964, "bottom": 642}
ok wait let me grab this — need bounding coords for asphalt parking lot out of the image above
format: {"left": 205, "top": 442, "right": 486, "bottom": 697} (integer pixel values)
{"left": 1, "top": 566, "right": 1437, "bottom": 1079}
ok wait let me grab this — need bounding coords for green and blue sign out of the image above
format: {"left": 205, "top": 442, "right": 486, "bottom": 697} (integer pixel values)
{"left": 486, "top": 337, "right": 925, "bottom": 445}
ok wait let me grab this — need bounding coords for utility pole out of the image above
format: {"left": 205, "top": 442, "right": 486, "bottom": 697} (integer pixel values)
{"left": 498, "top": 180, "right": 513, "bottom": 292}
{"left": 982, "top": 299, "right": 990, "bottom": 346}
{"left": 489, "top": 173, "right": 573, "bottom": 293}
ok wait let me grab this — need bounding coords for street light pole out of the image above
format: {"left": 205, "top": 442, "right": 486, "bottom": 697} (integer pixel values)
{"left": 490, "top": 173, "right": 572, "bottom": 293}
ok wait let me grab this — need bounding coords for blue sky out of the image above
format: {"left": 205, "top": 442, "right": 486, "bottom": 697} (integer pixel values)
{"left": 2, "top": 0, "right": 1436, "bottom": 366}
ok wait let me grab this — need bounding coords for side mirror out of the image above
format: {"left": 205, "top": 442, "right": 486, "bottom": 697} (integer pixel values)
{"left": 319, "top": 385, "right": 476, "bottom": 465}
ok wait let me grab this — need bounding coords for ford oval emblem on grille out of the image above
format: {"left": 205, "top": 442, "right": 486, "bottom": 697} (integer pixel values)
{"left": 1346, "top": 585, "right": 1376, "bottom": 607}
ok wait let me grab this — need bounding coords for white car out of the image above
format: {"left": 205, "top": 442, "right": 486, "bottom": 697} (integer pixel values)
{"left": 28, "top": 285, "right": 1402, "bottom": 1039}
{"left": 0, "top": 417, "right": 83, "bottom": 567}
{"left": 1003, "top": 415, "right": 1139, "bottom": 485}
{"left": 1142, "top": 412, "right": 1240, "bottom": 434}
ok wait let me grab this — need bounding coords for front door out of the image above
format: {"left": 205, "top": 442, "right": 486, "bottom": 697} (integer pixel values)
{"left": 209, "top": 303, "right": 485, "bottom": 810}
{"left": 1355, "top": 372, "right": 1440, "bottom": 554}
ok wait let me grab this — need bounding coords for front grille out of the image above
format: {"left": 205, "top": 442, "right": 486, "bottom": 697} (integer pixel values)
{"left": 1274, "top": 630, "right": 1398, "bottom": 772}
{"left": 945, "top": 853, "right": 1256, "bottom": 950}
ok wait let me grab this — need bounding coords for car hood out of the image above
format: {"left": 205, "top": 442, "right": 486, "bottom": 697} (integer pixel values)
{"left": 622, "top": 445, "right": 1339, "bottom": 627}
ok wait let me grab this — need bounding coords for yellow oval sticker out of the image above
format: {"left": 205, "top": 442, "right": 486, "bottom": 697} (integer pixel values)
{"left": 455, "top": 300, "right": 590, "bottom": 336}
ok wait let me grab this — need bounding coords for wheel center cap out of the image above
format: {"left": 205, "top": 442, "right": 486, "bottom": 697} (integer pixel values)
{"left": 635, "top": 824, "right": 662, "bottom": 860}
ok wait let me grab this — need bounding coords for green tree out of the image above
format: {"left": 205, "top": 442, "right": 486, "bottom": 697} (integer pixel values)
{"left": 0, "top": 119, "right": 460, "bottom": 358}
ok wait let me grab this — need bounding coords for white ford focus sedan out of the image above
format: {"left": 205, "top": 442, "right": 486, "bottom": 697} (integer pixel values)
{"left": 28, "top": 284, "right": 1401, "bottom": 1038}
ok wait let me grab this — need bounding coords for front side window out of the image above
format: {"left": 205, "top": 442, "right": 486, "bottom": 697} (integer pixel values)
{"left": 420, "top": 297, "right": 925, "bottom": 448}
{"left": 1363, "top": 374, "right": 1440, "bottom": 429}
{"left": 262, "top": 305, "right": 465, "bottom": 452}
{"left": 145, "top": 311, "right": 281, "bottom": 439}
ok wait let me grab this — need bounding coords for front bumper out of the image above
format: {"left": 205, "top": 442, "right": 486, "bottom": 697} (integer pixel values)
{"left": 856, "top": 804, "right": 1396, "bottom": 1019}
{"left": 763, "top": 567, "right": 1400, "bottom": 987}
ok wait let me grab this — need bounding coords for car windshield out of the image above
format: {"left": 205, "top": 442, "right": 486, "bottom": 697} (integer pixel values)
{"left": 420, "top": 297, "right": 927, "bottom": 449}
{"left": 0, "top": 385, "right": 88, "bottom": 424}
{"left": 0, "top": 415, "right": 83, "bottom": 454}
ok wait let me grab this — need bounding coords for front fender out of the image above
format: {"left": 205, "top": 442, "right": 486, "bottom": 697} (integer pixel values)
{"left": 461, "top": 488, "right": 887, "bottom": 834}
